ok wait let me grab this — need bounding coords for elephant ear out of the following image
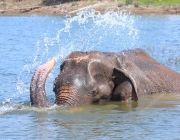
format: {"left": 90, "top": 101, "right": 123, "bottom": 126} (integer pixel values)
{"left": 112, "top": 67, "right": 138, "bottom": 102}
{"left": 112, "top": 48, "right": 157, "bottom": 101}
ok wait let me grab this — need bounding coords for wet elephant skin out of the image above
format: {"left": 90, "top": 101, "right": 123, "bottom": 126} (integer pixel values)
{"left": 30, "top": 48, "right": 180, "bottom": 107}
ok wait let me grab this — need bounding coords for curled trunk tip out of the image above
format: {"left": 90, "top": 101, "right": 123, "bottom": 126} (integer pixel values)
{"left": 30, "top": 58, "right": 56, "bottom": 107}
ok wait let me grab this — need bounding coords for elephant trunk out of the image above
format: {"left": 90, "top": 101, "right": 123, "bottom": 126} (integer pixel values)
{"left": 55, "top": 84, "right": 80, "bottom": 106}
{"left": 30, "top": 58, "right": 56, "bottom": 107}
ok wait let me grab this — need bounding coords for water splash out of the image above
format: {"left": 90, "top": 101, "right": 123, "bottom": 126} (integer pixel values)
{"left": 50, "top": 9, "right": 139, "bottom": 62}
{"left": 1, "top": 9, "right": 139, "bottom": 114}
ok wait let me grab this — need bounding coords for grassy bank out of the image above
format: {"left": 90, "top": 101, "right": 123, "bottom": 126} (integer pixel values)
{"left": 116, "top": 0, "right": 180, "bottom": 7}
{"left": 138, "top": 0, "right": 180, "bottom": 6}
{"left": 0, "top": 0, "right": 41, "bottom": 10}
{"left": 0, "top": 0, "right": 180, "bottom": 15}
{"left": 41, "top": 0, "right": 180, "bottom": 6}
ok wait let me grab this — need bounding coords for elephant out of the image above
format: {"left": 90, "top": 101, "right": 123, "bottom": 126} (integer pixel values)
{"left": 30, "top": 48, "right": 180, "bottom": 107}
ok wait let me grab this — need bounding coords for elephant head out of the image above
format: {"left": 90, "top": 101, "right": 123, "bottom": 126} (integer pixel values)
{"left": 53, "top": 51, "right": 116, "bottom": 106}
{"left": 30, "top": 50, "right": 138, "bottom": 107}
{"left": 30, "top": 48, "right": 180, "bottom": 107}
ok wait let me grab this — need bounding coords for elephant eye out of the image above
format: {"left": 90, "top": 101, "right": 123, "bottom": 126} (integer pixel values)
{"left": 60, "top": 61, "right": 69, "bottom": 73}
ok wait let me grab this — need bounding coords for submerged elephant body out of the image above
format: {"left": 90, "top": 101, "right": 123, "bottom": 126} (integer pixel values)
{"left": 30, "top": 48, "right": 180, "bottom": 107}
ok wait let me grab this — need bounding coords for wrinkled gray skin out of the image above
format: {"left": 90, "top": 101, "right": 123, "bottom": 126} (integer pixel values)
{"left": 30, "top": 48, "right": 180, "bottom": 107}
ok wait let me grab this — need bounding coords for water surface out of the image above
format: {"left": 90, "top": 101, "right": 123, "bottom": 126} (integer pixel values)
{"left": 1, "top": 10, "right": 180, "bottom": 139}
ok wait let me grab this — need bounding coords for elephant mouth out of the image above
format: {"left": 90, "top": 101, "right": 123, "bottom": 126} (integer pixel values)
{"left": 55, "top": 85, "right": 80, "bottom": 106}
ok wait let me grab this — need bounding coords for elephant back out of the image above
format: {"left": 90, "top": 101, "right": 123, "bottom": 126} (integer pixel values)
{"left": 116, "top": 48, "right": 180, "bottom": 97}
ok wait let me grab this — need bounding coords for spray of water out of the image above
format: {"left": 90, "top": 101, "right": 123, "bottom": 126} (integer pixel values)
{"left": 0, "top": 9, "right": 139, "bottom": 114}
{"left": 48, "top": 9, "right": 138, "bottom": 62}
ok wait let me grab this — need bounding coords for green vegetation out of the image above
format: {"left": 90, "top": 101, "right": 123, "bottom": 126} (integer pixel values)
{"left": 134, "top": 2, "right": 139, "bottom": 7}
{"left": 117, "top": 0, "right": 180, "bottom": 7}
{"left": 137, "top": 0, "right": 180, "bottom": 6}
{"left": 125, "top": 0, "right": 133, "bottom": 5}
{"left": 91, "top": 0, "right": 95, "bottom": 5}
{"left": 118, "top": 2, "right": 124, "bottom": 7}
{"left": 72, "top": 1, "right": 78, "bottom": 6}
{"left": 1, "top": 0, "right": 180, "bottom": 14}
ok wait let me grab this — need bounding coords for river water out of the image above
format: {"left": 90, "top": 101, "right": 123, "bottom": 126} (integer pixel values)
{"left": 1, "top": 10, "right": 180, "bottom": 139}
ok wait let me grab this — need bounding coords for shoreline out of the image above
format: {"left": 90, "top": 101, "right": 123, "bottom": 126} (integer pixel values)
{"left": 0, "top": 0, "right": 180, "bottom": 16}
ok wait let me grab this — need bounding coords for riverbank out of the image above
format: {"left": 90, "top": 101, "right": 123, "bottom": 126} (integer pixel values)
{"left": 0, "top": 0, "right": 180, "bottom": 15}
